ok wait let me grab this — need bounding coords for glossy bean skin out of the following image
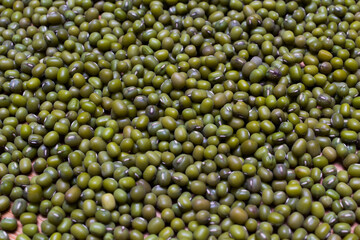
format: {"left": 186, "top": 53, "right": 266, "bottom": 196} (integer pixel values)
{"left": 1, "top": 0, "right": 360, "bottom": 239}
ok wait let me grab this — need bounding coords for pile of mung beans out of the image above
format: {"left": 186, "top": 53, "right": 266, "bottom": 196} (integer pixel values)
{"left": 1, "top": 0, "right": 360, "bottom": 239}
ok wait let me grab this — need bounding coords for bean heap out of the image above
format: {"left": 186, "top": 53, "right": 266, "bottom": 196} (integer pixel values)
{"left": 1, "top": 0, "right": 360, "bottom": 239}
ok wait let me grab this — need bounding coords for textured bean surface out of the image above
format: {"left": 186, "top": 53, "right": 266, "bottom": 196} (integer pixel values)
{"left": 2, "top": 0, "right": 360, "bottom": 239}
